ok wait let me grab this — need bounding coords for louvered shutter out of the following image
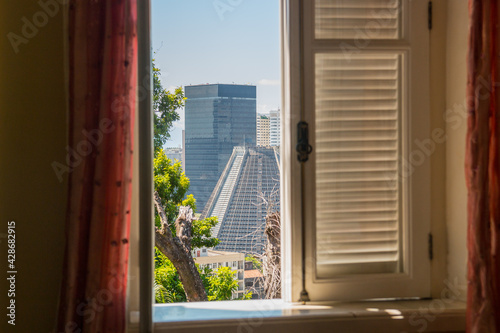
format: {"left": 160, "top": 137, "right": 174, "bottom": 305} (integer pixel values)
{"left": 288, "top": 0, "right": 431, "bottom": 301}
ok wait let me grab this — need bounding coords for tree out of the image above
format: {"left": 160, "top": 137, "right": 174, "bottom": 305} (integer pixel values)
{"left": 152, "top": 62, "right": 211, "bottom": 302}
{"left": 152, "top": 63, "right": 242, "bottom": 302}
{"left": 154, "top": 249, "right": 185, "bottom": 303}
{"left": 152, "top": 61, "right": 185, "bottom": 153}
{"left": 154, "top": 250, "right": 252, "bottom": 303}
{"left": 153, "top": 149, "right": 220, "bottom": 248}
{"left": 153, "top": 150, "right": 220, "bottom": 302}
{"left": 262, "top": 211, "right": 281, "bottom": 299}
{"left": 155, "top": 194, "right": 207, "bottom": 301}
{"left": 154, "top": 149, "right": 191, "bottom": 223}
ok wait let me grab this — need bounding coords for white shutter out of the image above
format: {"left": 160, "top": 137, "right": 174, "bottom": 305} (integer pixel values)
{"left": 315, "top": 52, "right": 402, "bottom": 277}
{"left": 284, "top": 0, "right": 431, "bottom": 301}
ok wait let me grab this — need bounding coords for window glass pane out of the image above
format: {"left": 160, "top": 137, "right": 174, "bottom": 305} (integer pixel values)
{"left": 314, "top": 52, "right": 403, "bottom": 277}
{"left": 315, "top": 0, "right": 401, "bottom": 40}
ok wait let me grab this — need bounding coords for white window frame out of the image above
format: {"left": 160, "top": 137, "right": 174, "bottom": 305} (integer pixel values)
{"left": 130, "top": 0, "right": 434, "bottom": 330}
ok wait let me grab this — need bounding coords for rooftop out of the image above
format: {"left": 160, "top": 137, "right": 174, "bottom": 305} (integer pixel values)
{"left": 244, "top": 269, "right": 263, "bottom": 279}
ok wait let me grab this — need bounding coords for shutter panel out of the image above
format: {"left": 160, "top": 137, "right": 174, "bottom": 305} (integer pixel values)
{"left": 315, "top": 0, "right": 401, "bottom": 40}
{"left": 315, "top": 52, "right": 402, "bottom": 277}
{"left": 285, "top": 0, "right": 430, "bottom": 301}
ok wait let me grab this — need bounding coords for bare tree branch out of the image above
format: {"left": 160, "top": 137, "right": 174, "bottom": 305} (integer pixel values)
{"left": 263, "top": 211, "right": 281, "bottom": 299}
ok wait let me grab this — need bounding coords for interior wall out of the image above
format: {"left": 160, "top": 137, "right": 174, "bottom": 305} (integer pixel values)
{"left": 429, "top": 0, "right": 448, "bottom": 298}
{"left": 445, "top": 0, "right": 469, "bottom": 301}
{"left": 0, "top": 1, "right": 67, "bottom": 332}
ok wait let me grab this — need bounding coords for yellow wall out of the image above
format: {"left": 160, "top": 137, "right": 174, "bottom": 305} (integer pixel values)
{"left": 429, "top": 0, "right": 448, "bottom": 298}
{"left": 0, "top": 1, "right": 67, "bottom": 331}
{"left": 445, "top": 0, "right": 469, "bottom": 300}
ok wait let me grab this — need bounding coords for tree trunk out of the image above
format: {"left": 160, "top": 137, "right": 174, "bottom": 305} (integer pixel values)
{"left": 154, "top": 192, "right": 207, "bottom": 302}
{"left": 263, "top": 211, "right": 281, "bottom": 299}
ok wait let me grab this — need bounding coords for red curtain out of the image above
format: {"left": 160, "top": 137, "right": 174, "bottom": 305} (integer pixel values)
{"left": 57, "top": 1, "right": 137, "bottom": 332}
{"left": 466, "top": 0, "right": 500, "bottom": 332}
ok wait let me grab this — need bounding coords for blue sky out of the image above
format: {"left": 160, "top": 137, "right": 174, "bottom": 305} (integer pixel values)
{"left": 152, "top": 0, "right": 281, "bottom": 148}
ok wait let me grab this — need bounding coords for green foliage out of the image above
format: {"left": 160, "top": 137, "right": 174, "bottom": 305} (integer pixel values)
{"left": 153, "top": 61, "right": 185, "bottom": 153}
{"left": 206, "top": 267, "right": 239, "bottom": 301}
{"left": 154, "top": 249, "right": 187, "bottom": 303}
{"left": 238, "top": 291, "right": 253, "bottom": 300}
{"left": 181, "top": 194, "right": 196, "bottom": 213}
{"left": 245, "top": 255, "right": 263, "bottom": 272}
{"left": 155, "top": 249, "right": 251, "bottom": 303}
{"left": 154, "top": 282, "right": 174, "bottom": 303}
{"left": 154, "top": 149, "right": 219, "bottom": 247}
{"left": 192, "top": 217, "right": 220, "bottom": 249}
{"left": 154, "top": 149, "right": 190, "bottom": 225}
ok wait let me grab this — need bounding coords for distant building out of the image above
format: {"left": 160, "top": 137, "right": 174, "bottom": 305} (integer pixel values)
{"left": 269, "top": 109, "right": 281, "bottom": 147}
{"left": 201, "top": 146, "right": 280, "bottom": 254}
{"left": 244, "top": 269, "right": 264, "bottom": 299}
{"left": 257, "top": 114, "right": 270, "bottom": 147}
{"left": 181, "top": 130, "right": 185, "bottom": 172}
{"left": 193, "top": 249, "right": 245, "bottom": 299}
{"left": 184, "top": 84, "right": 257, "bottom": 210}
{"left": 164, "top": 147, "right": 182, "bottom": 164}
{"left": 244, "top": 260, "right": 264, "bottom": 299}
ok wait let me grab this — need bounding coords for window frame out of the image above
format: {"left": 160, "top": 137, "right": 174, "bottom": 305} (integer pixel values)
{"left": 136, "top": 0, "right": 154, "bottom": 331}
{"left": 131, "top": 0, "right": 435, "bottom": 330}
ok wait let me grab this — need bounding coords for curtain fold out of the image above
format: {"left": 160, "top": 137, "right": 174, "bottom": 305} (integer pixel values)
{"left": 466, "top": 0, "right": 500, "bottom": 332}
{"left": 57, "top": 1, "right": 137, "bottom": 332}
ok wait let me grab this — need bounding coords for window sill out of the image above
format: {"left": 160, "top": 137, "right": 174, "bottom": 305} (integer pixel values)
{"left": 129, "top": 299, "right": 465, "bottom": 333}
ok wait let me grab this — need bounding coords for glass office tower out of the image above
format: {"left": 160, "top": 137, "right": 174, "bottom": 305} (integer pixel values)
{"left": 184, "top": 84, "right": 256, "bottom": 210}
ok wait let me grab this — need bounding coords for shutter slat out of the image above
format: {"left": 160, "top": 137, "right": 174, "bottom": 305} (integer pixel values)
{"left": 318, "top": 251, "right": 399, "bottom": 263}
{"left": 317, "top": 190, "right": 397, "bottom": 201}
{"left": 317, "top": 221, "right": 398, "bottom": 233}
{"left": 318, "top": 79, "right": 398, "bottom": 90}
{"left": 317, "top": 183, "right": 397, "bottom": 193}
{"left": 317, "top": 0, "right": 399, "bottom": 9}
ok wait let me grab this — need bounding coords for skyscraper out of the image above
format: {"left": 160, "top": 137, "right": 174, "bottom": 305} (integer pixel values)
{"left": 269, "top": 109, "right": 281, "bottom": 147}
{"left": 256, "top": 114, "right": 270, "bottom": 147}
{"left": 184, "top": 84, "right": 256, "bottom": 210}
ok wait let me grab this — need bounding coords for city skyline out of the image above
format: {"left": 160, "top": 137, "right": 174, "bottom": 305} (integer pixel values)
{"left": 152, "top": 0, "right": 280, "bottom": 148}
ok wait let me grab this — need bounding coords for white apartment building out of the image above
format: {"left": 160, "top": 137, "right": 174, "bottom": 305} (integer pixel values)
{"left": 256, "top": 114, "right": 270, "bottom": 147}
{"left": 269, "top": 109, "right": 280, "bottom": 147}
{"left": 164, "top": 147, "right": 182, "bottom": 164}
{"left": 192, "top": 249, "right": 245, "bottom": 299}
